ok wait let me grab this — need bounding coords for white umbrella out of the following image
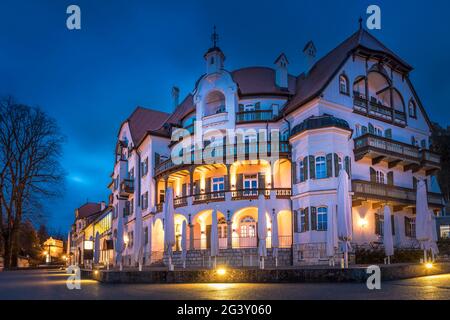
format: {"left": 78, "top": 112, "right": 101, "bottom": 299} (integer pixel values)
{"left": 383, "top": 205, "right": 394, "bottom": 263}
{"left": 164, "top": 187, "right": 175, "bottom": 271}
{"left": 181, "top": 220, "right": 187, "bottom": 268}
{"left": 428, "top": 210, "right": 439, "bottom": 261}
{"left": 271, "top": 210, "right": 279, "bottom": 267}
{"left": 258, "top": 194, "right": 267, "bottom": 269}
{"left": 147, "top": 218, "right": 153, "bottom": 265}
{"left": 326, "top": 205, "right": 338, "bottom": 266}
{"left": 210, "top": 207, "right": 219, "bottom": 268}
{"left": 337, "top": 169, "right": 352, "bottom": 268}
{"left": 416, "top": 180, "right": 431, "bottom": 262}
{"left": 115, "top": 205, "right": 124, "bottom": 270}
{"left": 94, "top": 232, "right": 100, "bottom": 265}
{"left": 134, "top": 200, "right": 144, "bottom": 271}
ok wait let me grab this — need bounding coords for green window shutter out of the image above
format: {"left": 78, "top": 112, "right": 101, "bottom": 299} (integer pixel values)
{"left": 310, "top": 207, "right": 317, "bottom": 231}
{"left": 292, "top": 162, "right": 298, "bottom": 184}
{"left": 309, "top": 155, "right": 315, "bottom": 179}
{"left": 368, "top": 123, "right": 374, "bottom": 134}
{"left": 370, "top": 167, "right": 376, "bottom": 183}
{"left": 205, "top": 177, "right": 212, "bottom": 192}
{"left": 375, "top": 213, "right": 380, "bottom": 236}
{"left": 154, "top": 153, "right": 161, "bottom": 167}
{"left": 387, "top": 172, "right": 394, "bottom": 186}
{"left": 326, "top": 153, "right": 333, "bottom": 178}
{"left": 303, "top": 156, "right": 309, "bottom": 181}
{"left": 182, "top": 183, "right": 187, "bottom": 197}
{"left": 344, "top": 156, "right": 351, "bottom": 177}
{"left": 413, "top": 177, "right": 417, "bottom": 190}
{"left": 362, "top": 126, "right": 368, "bottom": 135}
{"left": 404, "top": 217, "right": 410, "bottom": 237}
{"left": 304, "top": 207, "right": 310, "bottom": 231}
{"left": 384, "top": 129, "right": 392, "bottom": 139}
{"left": 258, "top": 173, "right": 265, "bottom": 194}
{"left": 293, "top": 210, "right": 299, "bottom": 233}
{"left": 334, "top": 153, "right": 340, "bottom": 177}
{"left": 391, "top": 215, "right": 395, "bottom": 236}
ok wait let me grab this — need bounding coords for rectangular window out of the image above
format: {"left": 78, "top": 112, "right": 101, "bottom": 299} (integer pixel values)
{"left": 144, "top": 227, "right": 149, "bottom": 245}
{"left": 141, "top": 158, "right": 149, "bottom": 177}
{"left": 299, "top": 160, "right": 305, "bottom": 182}
{"left": 315, "top": 156, "right": 327, "bottom": 179}
{"left": 440, "top": 225, "right": 450, "bottom": 239}
{"left": 159, "top": 190, "right": 165, "bottom": 204}
{"left": 300, "top": 209, "right": 307, "bottom": 232}
{"left": 212, "top": 177, "right": 225, "bottom": 198}
{"left": 243, "top": 174, "right": 258, "bottom": 196}
{"left": 141, "top": 192, "right": 148, "bottom": 210}
{"left": 317, "top": 207, "right": 328, "bottom": 231}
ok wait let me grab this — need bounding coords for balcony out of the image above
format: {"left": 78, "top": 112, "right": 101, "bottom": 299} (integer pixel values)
{"left": 236, "top": 110, "right": 274, "bottom": 123}
{"left": 154, "top": 141, "right": 290, "bottom": 178}
{"left": 158, "top": 188, "right": 292, "bottom": 210}
{"left": 352, "top": 180, "right": 443, "bottom": 209}
{"left": 119, "top": 179, "right": 134, "bottom": 197}
{"left": 353, "top": 96, "right": 406, "bottom": 127}
{"left": 420, "top": 149, "right": 441, "bottom": 174}
{"left": 354, "top": 134, "right": 421, "bottom": 169}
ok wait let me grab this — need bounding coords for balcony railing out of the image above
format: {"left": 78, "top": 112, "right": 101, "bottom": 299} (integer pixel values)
{"left": 369, "top": 101, "right": 393, "bottom": 121}
{"left": 353, "top": 95, "right": 368, "bottom": 113}
{"left": 154, "top": 141, "right": 290, "bottom": 177}
{"left": 352, "top": 180, "right": 443, "bottom": 207}
{"left": 420, "top": 149, "right": 441, "bottom": 171}
{"left": 158, "top": 188, "right": 292, "bottom": 210}
{"left": 119, "top": 179, "right": 134, "bottom": 197}
{"left": 394, "top": 110, "right": 407, "bottom": 126}
{"left": 353, "top": 95, "right": 407, "bottom": 126}
{"left": 236, "top": 110, "right": 274, "bottom": 123}
{"left": 354, "top": 133, "right": 420, "bottom": 164}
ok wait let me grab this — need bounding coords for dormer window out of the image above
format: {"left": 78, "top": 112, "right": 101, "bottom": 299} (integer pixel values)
{"left": 339, "top": 74, "right": 349, "bottom": 95}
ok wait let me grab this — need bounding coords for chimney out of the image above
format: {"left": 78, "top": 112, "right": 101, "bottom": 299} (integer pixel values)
{"left": 274, "top": 53, "right": 289, "bottom": 89}
{"left": 303, "top": 41, "right": 317, "bottom": 75}
{"left": 172, "top": 86, "right": 180, "bottom": 109}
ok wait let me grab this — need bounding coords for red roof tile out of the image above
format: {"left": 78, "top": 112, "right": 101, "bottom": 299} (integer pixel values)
{"left": 126, "top": 107, "right": 171, "bottom": 144}
{"left": 76, "top": 203, "right": 102, "bottom": 219}
{"left": 232, "top": 67, "right": 296, "bottom": 96}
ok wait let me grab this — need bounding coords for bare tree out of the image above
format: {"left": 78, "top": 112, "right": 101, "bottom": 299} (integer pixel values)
{"left": 0, "top": 98, "right": 65, "bottom": 268}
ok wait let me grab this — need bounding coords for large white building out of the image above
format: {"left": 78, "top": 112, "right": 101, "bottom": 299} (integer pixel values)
{"left": 95, "top": 26, "right": 443, "bottom": 268}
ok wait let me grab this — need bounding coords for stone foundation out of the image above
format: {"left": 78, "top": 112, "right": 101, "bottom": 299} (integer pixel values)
{"left": 293, "top": 243, "right": 355, "bottom": 266}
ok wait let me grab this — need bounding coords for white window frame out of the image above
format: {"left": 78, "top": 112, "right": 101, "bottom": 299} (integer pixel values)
{"left": 317, "top": 207, "right": 328, "bottom": 231}
{"left": 315, "top": 156, "right": 327, "bottom": 179}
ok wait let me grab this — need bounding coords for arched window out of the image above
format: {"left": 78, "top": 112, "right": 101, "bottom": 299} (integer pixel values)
{"left": 315, "top": 156, "right": 327, "bottom": 179}
{"left": 408, "top": 100, "right": 417, "bottom": 118}
{"left": 240, "top": 216, "right": 256, "bottom": 238}
{"left": 317, "top": 207, "right": 328, "bottom": 231}
{"left": 204, "top": 91, "right": 226, "bottom": 116}
{"left": 339, "top": 74, "right": 349, "bottom": 95}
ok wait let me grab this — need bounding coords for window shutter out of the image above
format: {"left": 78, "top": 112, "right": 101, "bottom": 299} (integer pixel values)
{"left": 292, "top": 162, "right": 298, "bottom": 184}
{"left": 362, "top": 126, "right": 368, "bottom": 135}
{"left": 334, "top": 153, "right": 340, "bottom": 177}
{"left": 258, "top": 173, "right": 265, "bottom": 194}
{"left": 405, "top": 217, "right": 410, "bottom": 237}
{"left": 309, "top": 155, "right": 315, "bottom": 179}
{"left": 391, "top": 215, "right": 395, "bottom": 236}
{"left": 387, "top": 172, "right": 394, "bottom": 186}
{"left": 304, "top": 207, "right": 310, "bottom": 232}
{"left": 368, "top": 123, "right": 374, "bottom": 134}
{"left": 205, "top": 177, "right": 212, "bottom": 193}
{"left": 303, "top": 156, "right": 309, "bottom": 181}
{"left": 344, "top": 156, "right": 351, "bottom": 177}
{"left": 237, "top": 174, "right": 244, "bottom": 190}
{"left": 154, "top": 153, "right": 161, "bottom": 167}
{"left": 182, "top": 183, "right": 187, "bottom": 197}
{"left": 375, "top": 213, "right": 380, "bottom": 236}
{"left": 413, "top": 177, "right": 417, "bottom": 190}
{"left": 293, "top": 210, "right": 299, "bottom": 233}
{"left": 384, "top": 129, "right": 392, "bottom": 139}
{"left": 310, "top": 207, "right": 317, "bottom": 231}
{"left": 326, "top": 153, "right": 333, "bottom": 178}
{"left": 370, "top": 167, "right": 376, "bottom": 183}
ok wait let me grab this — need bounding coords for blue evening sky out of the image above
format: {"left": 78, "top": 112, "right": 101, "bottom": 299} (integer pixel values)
{"left": 1, "top": 0, "right": 449, "bottom": 233}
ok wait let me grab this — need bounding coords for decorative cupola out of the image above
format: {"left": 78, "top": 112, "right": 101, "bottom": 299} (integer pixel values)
{"left": 274, "top": 53, "right": 289, "bottom": 88}
{"left": 204, "top": 26, "right": 225, "bottom": 74}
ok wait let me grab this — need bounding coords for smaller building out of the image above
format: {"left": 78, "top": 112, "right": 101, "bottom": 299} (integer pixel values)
{"left": 43, "top": 237, "right": 64, "bottom": 263}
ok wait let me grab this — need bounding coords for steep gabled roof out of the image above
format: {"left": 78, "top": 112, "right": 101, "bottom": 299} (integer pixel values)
{"left": 165, "top": 94, "right": 195, "bottom": 125}
{"left": 124, "top": 107, "right": 171, "bottom": 144}
{"left": 283, "top": 28, "right": 413, "bottom": 115}
{"left": 76, "top": 202, "right": 102, "bottom": 219}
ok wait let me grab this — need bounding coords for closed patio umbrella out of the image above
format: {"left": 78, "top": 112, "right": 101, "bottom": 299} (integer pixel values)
{"left": 181, "top": 220, "right": 187, "bottom": 269}
{"left": 210, "top": 207, "right": 219, "bottom": 268}
{"left": 258, "top": 194, "right": 267, "bottom": 269}
{"left": 428, "top": 210, "right": 439, "bottom": 261}
{"left": 271, "top": 210, "right": 279, "bottom": 267}
{"left": 134, "top": 201, "right": 143, "bottom": 271}
{"left": 164, "top": 187, "right": 175, "bottom": 271}
{"left": 416, "top": 180, "right": 431, "bottom": 262}
{"left": 115, "top": 205, "right": 124, "bottom": 271}
{"left": 326, "top": 205, "right": 338, "bottom": 266}
{"left": 383, "top": 205, "right": 394, "bottom": 263}
{"left": 337, "top": 169, "right": 352, "bottom": 268}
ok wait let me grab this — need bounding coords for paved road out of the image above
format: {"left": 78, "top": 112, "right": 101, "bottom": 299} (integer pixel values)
{"left": 0, "top": 269, "right": 449, "bottom": 300}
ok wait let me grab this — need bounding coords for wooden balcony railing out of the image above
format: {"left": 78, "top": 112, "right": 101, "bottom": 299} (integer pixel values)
{"left": 236, "top": 110, "right": 274, "bottom": 123}
{"left": 420, "top": 149, "right": 441, "bottom": 168}
{"left": 352, "top": 180, "right": 443, "bottom": 207}
{"left": 354, "top": 133, "right": 420, "bottom": 163}
{"left": 353, "top": 95, "right": 407, "bottom": 127}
